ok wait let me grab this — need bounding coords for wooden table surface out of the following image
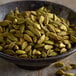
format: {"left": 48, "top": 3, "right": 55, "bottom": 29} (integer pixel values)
{"left": 0, "top": 0, "right": 76, "bottom": 76}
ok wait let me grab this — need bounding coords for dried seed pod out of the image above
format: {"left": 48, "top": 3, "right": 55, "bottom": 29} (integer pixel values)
{"left": 40, "top": 24, "right": 49, "bottom": 32}
{"left": 6, "top": 38, "right": 12, "bottom": 43}
{"left": 25, "top": 18, "right": 41, "bottom": 30}
{"left": 16, "top": 50, "right": 26, "bottom": 54}
{"left": 28, "top": 26, "right": 41, "bottom": 37}
{"left": 4, "top": 50, "right": 15, "bottom": 55}
{"left": 35, "top": 44, "right": 44, "bottom": 48}
{"left": 44, "top": 40, "right": 54, "bottom": 45}
{"left": 33, "top": 36, "right": 37, "bottom": 43}
{"left": 7, "top": 10, "right": 14, "bottom": 17}
{"left": 0, "top": 46, "right": 3, "bottom": 51}
{"left": 14, "top": 18, "right": 26, "bottom": 24}
{"left": 24, "top": 34, "right": 32, "bottom": 42}
{"left": 55, "top": 48, "right": 60, "bottom": 51}
{"left": 44, "top": 45, "right": 53, "bottom": 50}
{"left": 33, "top": 49, "right": 41, "bottom": 55}
{"left": 70, "top": 64, "right": 76, "bottom": 69}
{"left": 44, "top": 15, "right": 50, "bottom": 25}
{"left": 31, "top": 11, "right": 37, "bottom": 15}
{"left": 0, "top": 26, "right": 3, "bottom": 33}
{"left": 15, "top": 7, "right": 20, "bottom": 15}
{"left": 13, "top": 24, "right": 20, "bottom": 30}
{"left": 45, "top": 36, "right": 49, "bottom": 41}
{"left": 63, "top": 40, "right": 71, "bottom": 49}
{"left": 7, "top": 33, "right": 18, "bottom": 42}
{"left": 68, "top": 28, "right": 76, "bottom": 35}
{"left": 24, "top": 11, "right": 31, "bottom": 17}
{"left": 34, "top": 28, "right": 41, "bottom": 37}
{"left": 60, "top": 25, "right": 67, "bottom": 31}
{"left": 0, "top": 20, "right": 11, "bottom": 26}
{"left": 0, "top": 37, "right": 4, "bottom": 42}
{"left": 37, "top": 6, "right": 45, "bottom": 12}
{"left": 8, "top": 42, "right": 16, "bottom": 49}
{"left": 19, "top": 54, "right": 28, "bottom": 58}
{"left": 55, "top": 28, "right": 61, "bottom": 33}
{"left": 58, "top": 31, "right": 68, "bottom": 36}
{"left": 47, "top": 32, "right": 63, "bottom": 41}
{"left": 10, "top": 29, "right": 16, "bottom": 33}
{"left": 70, "top": 35, "right": 76, "bottom": 43}
{"left": 63, "top": 36, "right": 69, "bottom": 40}
{"left": 25, "top": 30, "right": 34, "bottom": 37}
{"left": 14, "top": 45, "right": 19, "bottom": 50}
{"left": 47, "top": 49, "right": 54, "bottom": 55}
{"left": 39, "top": 15, "right": 45, "bottom": 24}
{"left": 53, "top": 14, "right": 61, "bottom": 21}
{"left": 59, "top": 42, "right": 66, "bottom": 48}
{"left": 47, "top": 13, "right": 53, "bottom": 19}
{"left": 60, "top": 48, "right": 67, "bottom": 53}
{"left": 34, "top": 23, "right": 41, "bottom": 30}
{"left": 54, "top": 62, "right": 65, "bottom": 67}
{"left": 25, "top": 45, "right": 32, "bottom": 52}
{"left": 19, "top": 38, "right": 25, "bottom": 44}
{"left": 47, "top": 24, "right": 56, "bottom": 32}
{"left": 38, "top": 34, "right": 45, "bottom": 44}
{"left": 61, "top": 66, "right": 72, "bottom": 71}
{"left": 20, "top": 24, "right": 25, "bottom": 33}
{"left": 22, "top": 42, "right": 28, "bottom": 50}
{"left": 25, "top": 17, "right": 34, "bottom": 25}
{"left": 42, "top": 51, "right": 47, "bottom": 58}
{"left": 48, "top": 52, "right": 57, "bottom": 56}
{"left": 64, "top": 73, "right": 75, "bottom": 76}
{"left": 56, "top": 70, "right": 65, "bottom": 75}
{"left": 32, "top": 55, "right": 37, "bottom": 58}
{"left": 30, "top": 15, "right": 36, "bottom": 21}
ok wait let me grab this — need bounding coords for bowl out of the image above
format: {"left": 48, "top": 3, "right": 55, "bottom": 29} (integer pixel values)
{"left": 0, "top": 1, "right": 76, "bottom": 70}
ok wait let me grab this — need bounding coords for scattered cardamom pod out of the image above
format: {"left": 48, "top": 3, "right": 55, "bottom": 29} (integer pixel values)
{"left": 54, "top": 62, "right": 65, "bottom": 67}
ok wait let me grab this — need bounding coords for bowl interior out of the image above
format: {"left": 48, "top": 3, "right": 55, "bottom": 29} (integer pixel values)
{"left": 0, "top": 1, "right": 76, "bottom": 61}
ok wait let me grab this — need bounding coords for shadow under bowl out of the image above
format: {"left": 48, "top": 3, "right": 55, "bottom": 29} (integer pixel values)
{"left": 0, "top": 1, "right": 76, "bottom": 70}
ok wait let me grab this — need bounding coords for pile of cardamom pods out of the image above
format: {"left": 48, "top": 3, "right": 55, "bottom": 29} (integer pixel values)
{"left": 0, "top": 7, "right": 76, "bottom": 59}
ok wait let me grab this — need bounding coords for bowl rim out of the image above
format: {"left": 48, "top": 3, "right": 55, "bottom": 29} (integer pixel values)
{"left": 0, "top": 0, "right": 76, "bottom": 61}
{"left": 0, "top": 48, "right": 76, "bottom": 61}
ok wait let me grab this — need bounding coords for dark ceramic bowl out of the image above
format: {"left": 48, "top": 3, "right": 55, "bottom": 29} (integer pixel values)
{"left": 0, "top": 1, "right": 76, "bottom": 70}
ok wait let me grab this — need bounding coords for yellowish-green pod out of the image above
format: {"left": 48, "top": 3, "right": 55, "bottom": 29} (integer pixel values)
{"left": 22, "top": 42, "right": 28, "bottom": 50}
{"left": 19, "top": 54, "right": 28, "bottom": 58}
{"left": 38, "top": 34, "right": 45, "bottom": 44}
{"left": 54, "top": 62, "right": 65, "bottom": 67}
{"left": 44, "top": 45, "right": 53, "bottom": 50}
{"left": 16, "top": 50, "right": 26, "bottom": 54}
{"left": 61, "top": 66, "right": 72, "bottom": 71}
{"left": 0, "top": 46, "right": 3, "bottom": 51}
{"left": 70, "top": 64, "right": 76, "bottom": 69}
{"left": 48, "top": 52, "right": 57, "bottom": 56}
{"left": 24, "top": 34, "right": 32, "bottom": 42}
{"left": 25, "top": 30, "right": 35, "bottom": 37}
{"left": 35, "top": 44, "right": 44, "bottom": 48}
{"left": 33, "top": 49, "right": 41, "bottom": 55}
{"left": 44, "top": 40, "right": 54, "bottom": 45}
{"left": 28, "top": 26, "right": 41, "bottom": 37}
{"left": 64, "top": 73, "right": 75, "bottom": 76}
{"left": 4, "top": 50, "right": 15, "bottom": 55}
{"left": 60, "top": 48, "right": 67, "bottom": 53}
{"left": 56, "top": 70, "right": 65, "bottom": 75}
